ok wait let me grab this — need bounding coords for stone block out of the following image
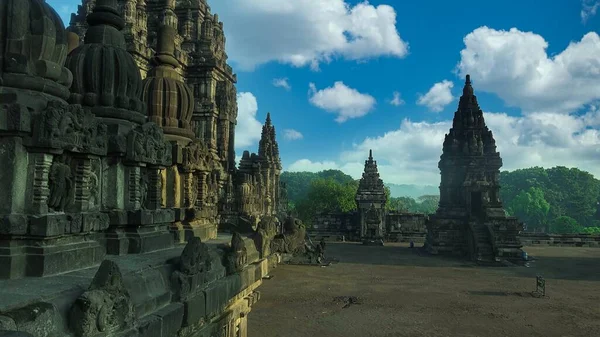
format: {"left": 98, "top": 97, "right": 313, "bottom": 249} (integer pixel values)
{"left": 0, "top": 215, "right": 28, "bottom": 235}
{"left": 129, "top": 209, "right": 154, "bottom": 225}
{"left": 155, "top": 303, "right": 184, "bottom": 337}
{"left": 107, "top": 210, "right": 128, "bottom": 225}
{"left": 28, "top": 214, "right": 67, "bottom": 237}
{"left": 152, "top": 209, "right": 175, "bottom": 224}
{"left": 182, "top": 291, "right": 206, "bottom": 327}
{"left": 2, "top": 302, "right": 60, "bottom": 337}
{"left": 0, "top": 332, "right": 35, "bottom": 337}
{"left": 203, "top": 280, "right": 230, "bottom": 318}
{"left": 81, "top": 212, "right": 109, "bottom": 232}
{"left": 138, "top": 315, "right": 162, "bottom": 337}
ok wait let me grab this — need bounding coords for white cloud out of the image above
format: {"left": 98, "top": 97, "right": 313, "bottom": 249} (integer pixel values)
{"left": 456, "top": 27, "right": 600, "bottom": 114}
{"left": 235, "top": 92, "right": 263, "bottom": 149}
{"left": 417, "top": 80, "right": 455, "bottom": 112}
{"left": 208, "top": 0, "right": 409, "bottom": 71}
{"left": 288, "top": 106, "right": 600, "bottom": 185}
{"left": 287, "top": 159, "right": 340, "bottom": 172}
{"left": 308, "top": 81, "right": 376, "bottom": 122}
{"left": 283, "top": 129, "right": 304, "bottom": 140}
{"left": 273, "top": 78, "right": 291, "bottom": 91}
{"left": 582, "top": 0, "right": 600, "bottom": 23}
{"left": 389, "top": 91, "right": 405, "bottom": 106}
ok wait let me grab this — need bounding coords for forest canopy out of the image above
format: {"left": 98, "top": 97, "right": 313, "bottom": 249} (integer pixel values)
{"left": 281, "top": 166, "right": 600, "bottom": 234}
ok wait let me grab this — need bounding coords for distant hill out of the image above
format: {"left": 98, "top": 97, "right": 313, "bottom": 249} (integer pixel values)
{"left": 281, "top": 170, "right": 439, "bottom": 201}
{"left": 385, "top": 183, "right": 438, "bottom": 199}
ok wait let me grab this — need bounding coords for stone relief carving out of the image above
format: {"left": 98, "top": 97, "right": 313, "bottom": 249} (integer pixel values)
{"left": 33, "top": 101, "right": 108, "bottom": 156}
{"left": 182, "top": 139, "right": 210, "bottom": 171}
{"left": 69, "top": 260, "right": 134, "bottom": 337}
{"left": 48, "top": 155, "right": 74, "bottom": 212}
{"left": 126, "top": 122, "right": 172, "bottom": 166}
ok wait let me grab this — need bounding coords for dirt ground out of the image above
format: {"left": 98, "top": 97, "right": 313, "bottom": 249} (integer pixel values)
{"left": 248, "top": 243, "right": 600, "bottom": 337}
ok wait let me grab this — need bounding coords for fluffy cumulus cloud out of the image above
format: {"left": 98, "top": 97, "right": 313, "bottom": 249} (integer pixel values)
{"left": 283, "top": 129, "right": 304, "bottom": 140}
{"left": 456, "top": 27, "right": 600, "bottom": 114}
{"left": 582, "top": 0, "right": 600, "bottom": 23}
{"left": 389, "top": 91, "right": 405, "bottom": 106}
{"left": 209, "top": 0, "right": 409, "bottom": 71}
{"left": 287, "top": 108, "right": 600, "bottom": 185}
{"left": 235, "top": 92, "right": 263, "bottom": 149}
{"left": 308, "top": 82, "right": 376, "bottom": 122}
{"left": 272, "top": 78, "right": 291, "bottom": 91}
{"left": 416, "top": 80, "right": 455, "bottom": 112}
{"left": 287, "top": 28, "right": 600, "bottom": 185}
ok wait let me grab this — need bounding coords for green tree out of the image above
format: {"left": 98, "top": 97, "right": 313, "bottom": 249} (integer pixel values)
{"left": 549, "top": 216, "right": 584, "bottom": 234}
{"left": 295, "top": 178, "right": 358, "bottom": 225}
{"left": 506, "top": 187, "right": 550, "bottom": 232}
{"left": 416, "top": 195, "right": 439, "bottom": 214}
{"left": 388, "top": 196, "right": 418, "bottom": 212}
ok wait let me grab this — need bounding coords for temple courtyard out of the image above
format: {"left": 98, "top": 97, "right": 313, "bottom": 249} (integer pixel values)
{"left": 249, "top": 243, "right": 600, "bottom": 337}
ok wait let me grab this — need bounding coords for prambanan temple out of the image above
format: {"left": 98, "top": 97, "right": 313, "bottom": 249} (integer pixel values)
{"left": 0, "top": 0, "right": 524, "bottom": 336}
{"left": 0, "top": 0, "right": 297, "bottom": 336}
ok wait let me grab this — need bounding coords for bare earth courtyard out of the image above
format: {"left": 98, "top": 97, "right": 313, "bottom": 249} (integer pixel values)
{"left": 249, "top": 243, "right": 600, "bottom": 337}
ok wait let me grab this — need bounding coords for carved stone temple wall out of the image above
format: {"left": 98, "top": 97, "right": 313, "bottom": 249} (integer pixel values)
{"left": 0, "top": 0, "right": 283, "bottom": 336}
{"left": 425, "top": 75, "right": 524, "bottom": 264}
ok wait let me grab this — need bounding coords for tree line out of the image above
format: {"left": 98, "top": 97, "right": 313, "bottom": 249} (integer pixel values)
{"left": 281, "top": 167, "right": 600, "bottom": 234}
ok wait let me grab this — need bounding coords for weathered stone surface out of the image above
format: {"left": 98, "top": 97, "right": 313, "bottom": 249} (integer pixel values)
{"left": 69, "top": 260, "right": 134, "bottom": 337}
{"left": 0, "top": 302, "right": 60, "bottom": 337}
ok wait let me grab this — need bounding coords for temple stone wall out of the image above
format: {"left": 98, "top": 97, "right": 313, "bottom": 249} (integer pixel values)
{"left": 309, "top": 211, "right": 427, "bottom": 243}
{"left": 0, "top": 0, "right": 284, "bottom": 336}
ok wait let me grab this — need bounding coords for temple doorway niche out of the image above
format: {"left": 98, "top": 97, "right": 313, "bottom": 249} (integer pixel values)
{"left": 471, "top": 191, "right": 483, "bottom": 216}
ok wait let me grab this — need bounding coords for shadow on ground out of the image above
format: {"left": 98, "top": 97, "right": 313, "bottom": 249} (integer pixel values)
{"left": 324, "top": 242, "right": 600, "bottom": 282}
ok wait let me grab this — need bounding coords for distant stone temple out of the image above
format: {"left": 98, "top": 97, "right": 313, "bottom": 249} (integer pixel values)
{"left": 425, "top": 75, "right": 524, "bottom": 263}
{"left": 355, "top": 150, "right": 387, "bottom": 243}
{"left": 310, "top": 150, "right": 427, "bottom": 243}
{"left": 0, "top": 0, "right": 287, "bottom": 336}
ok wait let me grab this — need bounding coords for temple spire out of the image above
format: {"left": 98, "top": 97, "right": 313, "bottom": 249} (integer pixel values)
{"left": 266, "top": 112, "right": 272, "bottom": 125}
{"left": 369, "top": 149, "right": 373, "bottom": 161}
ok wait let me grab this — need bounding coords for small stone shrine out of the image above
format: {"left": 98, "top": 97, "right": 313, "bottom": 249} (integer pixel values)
{"left": 425, "top": 75, "right": 524, "bottom": 263}
{"left": 356, "top": 150, "right": 387, "bottom": 244}
{"left": 0, "top": 0, "right": 285, "bottom": 336}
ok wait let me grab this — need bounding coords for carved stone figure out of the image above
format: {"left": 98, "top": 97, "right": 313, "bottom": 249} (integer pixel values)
{"left": 69, "top": 260, "right": 134, "bottom": 337}
{"left": 88, "top": 171, "right": 99, "bottom": 208}
{"left": 179, "top": 237, "right": 211, "bottom": 274}
{"left": 48, "top": 155, "right": 73, "bottom": 212}
{"left": 225, "top": 232, "right": 248, "bottom": 274}
{"left": 139, "top": 171, "right": 148, "bottom": 209}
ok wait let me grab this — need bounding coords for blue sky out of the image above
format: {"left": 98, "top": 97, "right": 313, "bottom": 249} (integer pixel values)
{"left": 49, "top": 0, "right": 600, "bottom": 185}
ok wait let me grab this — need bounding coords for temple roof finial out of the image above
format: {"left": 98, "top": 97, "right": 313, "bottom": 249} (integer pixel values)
{"left": 463, "top": 74, "right": 474, "bottom": 96}
{"left": 369, "top": 149, "right": 373, "bottom": 161}
{"left": 266, "top": 112, "right": 271, "bottom": 124}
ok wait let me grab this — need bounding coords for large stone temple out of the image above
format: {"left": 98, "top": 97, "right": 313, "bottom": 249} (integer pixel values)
{"left": 0, "top": 0, "right": 290, "bottom": 336}
{"left": 425, "top": 75, "right": 524, "bottom": 263}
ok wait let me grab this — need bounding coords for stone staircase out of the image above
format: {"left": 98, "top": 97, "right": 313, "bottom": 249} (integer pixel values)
{"left": 470, "top": 222, "right": 496, "bottom": 263}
